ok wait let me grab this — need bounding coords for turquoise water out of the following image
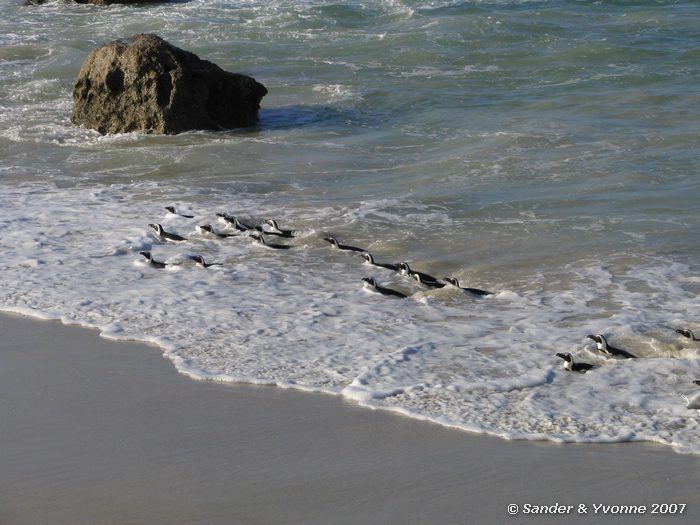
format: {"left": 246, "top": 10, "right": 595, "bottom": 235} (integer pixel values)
{"left": 1, "top": 1, "right": 699, "bottom": 452}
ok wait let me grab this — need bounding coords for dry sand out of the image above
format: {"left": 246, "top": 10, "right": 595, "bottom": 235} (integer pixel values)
{"left": 0, "top": 312, "right": 698, "bottom": 525}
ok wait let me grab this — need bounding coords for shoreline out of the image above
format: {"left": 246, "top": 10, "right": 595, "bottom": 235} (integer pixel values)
{"left": 1, "top": 311, "right": 698, "bottom": 524}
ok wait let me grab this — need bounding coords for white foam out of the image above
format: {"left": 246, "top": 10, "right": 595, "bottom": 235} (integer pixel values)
{"left": 0, "top": 181, "right": 698, "bottom": 455}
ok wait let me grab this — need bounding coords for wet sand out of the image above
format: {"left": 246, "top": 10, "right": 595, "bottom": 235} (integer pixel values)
{"left": 0, "top": 313, "right": 698, "bottom": 525}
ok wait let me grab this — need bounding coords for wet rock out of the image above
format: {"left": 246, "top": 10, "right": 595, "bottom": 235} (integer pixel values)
{"left": 71, "top": 33, "right": 267, "bottom": 134}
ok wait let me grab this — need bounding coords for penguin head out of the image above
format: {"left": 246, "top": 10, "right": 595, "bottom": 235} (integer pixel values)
{"left": 139, "top": 251, "right": 152, "bottom": 261}
{"left": 148, "top": 223, "right": 163, "bottom": 235}
{"left": 266, "top": 219, "right": 279, "bottom": 229}
{"left": 190, "top": 255, "right": 205, "bottom": 265}
{"left": 444, "top": 277, "right": 459, "bottom": 287}
{"left": 254, "top": 225, "right": 264, "bottom": 233}
{"left": 323, "top": 236, "right": 339, "bottom": 246}
{"left": 251, "top": 233, "right": 264, "bottom": 243}
{"left": 556, "top": 352, "right": 573, "bottom": 363}
{"left": 587, "top": 334, "right": 608, "bottom": 349}
{"left": 198, "top": 224, "right": 213, "bottom": 233}
{"left": 397, "top": 262, "right": 410, "bottom": 274}
{"left": 164, "top": 206, "right": 175, "bottom": 214}
{"left": 362, "top": 253, "right": 374, "bottom": 264}
{"left": 676, "top": 328, "right": 695, "bottom": 339}
{"left": 362, "top": 277, "right": 377, "bottom": 288}
{"left": 694, "top": 380, "right": 700, "bottom": 386}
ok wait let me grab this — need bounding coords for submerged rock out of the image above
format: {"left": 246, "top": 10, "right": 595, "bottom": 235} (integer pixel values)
{"left": 71, "top": 34, "right": 267, "bottom": 134}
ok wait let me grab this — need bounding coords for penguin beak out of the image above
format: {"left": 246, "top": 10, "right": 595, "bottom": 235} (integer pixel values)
{"left": 555, "top": 353, "right": 567, "bottom": 361}
{"left": 586, "top": 335, "right": 596, "bottom": 341}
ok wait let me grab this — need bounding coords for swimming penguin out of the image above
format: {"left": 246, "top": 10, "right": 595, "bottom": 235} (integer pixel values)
{"left": 362, "top": 253, "right": 400, "bottom": 271}
{"left": 362, "top": 277, "right": 408, "bottom": 298}
{"left": 189, "top": 255, "right": 221, "bottom": 268}
{"left": 323, "top": 236, "right": 365, "bottom": 252}
{"left": 676, "top": 328, "right": 699, "bottom": 341}
{"left": 197, "top": 224, "right": 236, "bottom": 238}
{"left": 555, "top": 353, "right": 595, "bottom": 373}
{"left": 139, "top": 251, "right": 166, "bottom": 269}
{"left": 264, "top": 219, "right": 295, "bottom": 238}
{"left": 397, "top": 262, "right": 440, "bottom": 284}
{"left": 694, "top": 380, "right": 700, "bottom": 386}
{"left": 251, "top": 233, "right": 291, "bottom": 250}
{"left": 217, "top": 213, "right": 255, "bottom": 231}
{"left": 587, "top": 334, "right": 637, "bottom": 359}
{"left": 164, "top": 206, "right": 194, "bottom": 219}
{"left": 443, "top": 277, "right": 492, "bottom": 297}
{"left": 412, "top": 272, "right": 446, "bottom": 289}
{"left": 149, "top": 223, "right": 187, "bottom": 243}
{"left": 254, "top": 224, "right": 294, "bottom": 238}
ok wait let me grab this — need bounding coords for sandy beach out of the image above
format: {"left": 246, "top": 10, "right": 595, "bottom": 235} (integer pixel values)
{"left": 0, "top": 312, "right": 698, "bottom": 525}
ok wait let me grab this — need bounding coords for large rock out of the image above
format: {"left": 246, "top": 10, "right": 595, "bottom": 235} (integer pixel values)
{"left": 71, "top": 34, "right": 267, "bottom": 134}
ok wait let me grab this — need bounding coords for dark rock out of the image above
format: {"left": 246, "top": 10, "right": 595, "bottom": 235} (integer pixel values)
{"left": 71, "top": 34, "right": 267, "bottom": 134}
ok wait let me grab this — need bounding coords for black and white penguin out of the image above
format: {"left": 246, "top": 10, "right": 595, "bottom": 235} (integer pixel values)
{"left": 587, "top": 334, "right": 637, "bottom": 359}
{"left": 443, "top": 277, "right": 492, "bottom": 297}
{"left": 217, "top": 213, "right": 255, "bottom": 231}
{"left": 362, "top": 253, "right": 400, "bottom": 271}
{"left": 676, "top": 328, "right": 699, "bottom": 341}
{"left": 149, "top": 223, "right": 187, "bottom": 243}
{"left": 555, "top": 352, "right": 595, "bottom": 373}
{"left": 189, "top": 255, "right": 221, "bottom": 268}
{"left": 397, "top": 262, "right": 440, "bottom": 284}
{"left": 197, "top": 224, "right": 236, "bottom": 238}
{"left": 362, "top": 277, "right": 408, "bottom": 298}
{"left": 164, "top": 206, "right": 194, "bottom": 219}
{"left": 254, "top": 224, "right": 294, "bottom": 238}
{"left": 694, "top": 380, "right": 700, "bottom": 386}
{"left": 264, "top": 219, "right": 295, "bottom": 238}
{"left": 139, "top": 251, "right": 166, "bottom": 269}
{"left": 412, "top": 272, "right": 446, "bottom": 289}
{"left": 251, "top": 233, "right": 291, "bottom": 250}
{"left": 324, "top": 236, "right": 365, "bottom": 252}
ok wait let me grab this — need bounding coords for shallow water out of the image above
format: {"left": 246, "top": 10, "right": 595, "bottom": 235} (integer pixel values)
{"left": 1, "top": 0, "right": 699, "bottom": 453}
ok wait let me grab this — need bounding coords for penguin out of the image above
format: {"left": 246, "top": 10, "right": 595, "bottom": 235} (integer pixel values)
{"left": 323, "top": 236, "right": 365, "bottom": 252}
{"left": 164, "top": 206, "right": 194, "bottom": 219}
{"left": 189, "top": 255, "right": 221, "bottom": 268}
{"left": 555, "top": 352, "right": 595, "bottom": 373}
{"left": 443, "top": 277, "right": 492, "bottom": 297}
{"left": 694, "top": 380, "right": 700, "bottom": 386}
{"left": 250, "top": 233, "right": 291, "bottom": 250}
{"left": 362, "top": 277, "right": 408, "bottom": 298}
{"left": 362, "top": 253, "right": 400, "bottom": 271}
{"left": 139, "top": 251, "right": 166, "bottom": 269}
{"left": 587, "top": 334, "right": 637, "bottom": 359}
{"left": 412, "top": 272, "right": 446, "bottom": 289}
{"left": 197, "top": 224, "right": 236, "bottom": 238}
{"left": 676, "top": 328, "right": 699, "bottom": 341}
{"left": 397, "top": 262, "right": 440, "bottom": 284}
{"left": 149, "top": 223, "right": 187, "bottom": 243}
{"left": 217, "top": 213, "right": 255, "bottom": 231}
{"left": 264, "top": 219, "right": 295, "bottom": 238}
{"left": 254, "top": 224, "right": 293, "bottom": 238}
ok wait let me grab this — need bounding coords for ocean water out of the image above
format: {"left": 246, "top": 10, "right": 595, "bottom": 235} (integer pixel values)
{"left": 1, "top": 0, "right": 699, "bottom": 453}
